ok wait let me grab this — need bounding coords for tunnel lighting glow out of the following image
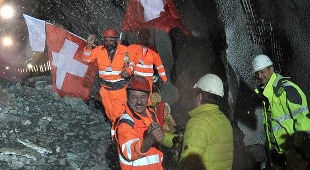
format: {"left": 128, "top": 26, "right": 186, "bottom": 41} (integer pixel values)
{"left": 5, "top": 66, "right": 9, "bottom": 70}
{"left": 2, "top": 36, "right": 13, "bottom": 46}
{"left": 27, "top": 63, "right": 33, "bottom": 69}
{"left": 0, "top": 5, "right": 14, "bottom": 19}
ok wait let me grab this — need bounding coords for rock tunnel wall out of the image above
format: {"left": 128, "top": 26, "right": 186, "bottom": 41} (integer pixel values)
{"left": 1, "top": 0, "right": 310, "bottom": 168}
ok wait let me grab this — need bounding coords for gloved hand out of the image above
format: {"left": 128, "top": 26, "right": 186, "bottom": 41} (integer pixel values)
{"left": 86, "top": 34, "right": 95, "bottom": 49}
{"left": 147, "top": 122, "right": 165, "bottom": 143}
{"left": 120, "top": 70, "right": 130, "bottom": 79}
{"left": 140, "top": 122, "right": 164, "bottom": 153}
{"left": 147, "top": 122, "right": 160, "bottom": 132}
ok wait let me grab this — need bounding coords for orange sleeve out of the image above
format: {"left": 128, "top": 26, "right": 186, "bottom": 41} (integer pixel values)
{"left": 116, "top": 123, "right": 149, "bottom": 161}
{"left": 127, "top": 45, "right": 138, "bottom": 74}
{"left": 154, "top": 52, "right": 167, "bottom": 82}
{"left": 133, "top": 139, "right": 150, "bottom": 156}
{"left": 82, "top": 46, "right": 99, "bottom": 63}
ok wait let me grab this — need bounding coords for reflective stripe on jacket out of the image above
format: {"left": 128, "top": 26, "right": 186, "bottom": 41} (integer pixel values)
{"left": 256, "top": 73, "right": 310, "bottom": 153}
{"left": 128, "top": 44, "right": 167, "bottom": 82}
{"left": 82, "top": 44, "right": 133, "bottom": 81}
{"left": 115, "top": 106, "right": 164, "bottom": 170}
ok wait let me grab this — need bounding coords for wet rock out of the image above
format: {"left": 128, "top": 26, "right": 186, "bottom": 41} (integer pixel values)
{"left": 34, "top": 81, "right": 46, "bottom": 90}
{"left": 21, "top": 120, "right": 31, "bottom": 126}
{"left": 0, "top": 78, "right": 118, "bottom": 169}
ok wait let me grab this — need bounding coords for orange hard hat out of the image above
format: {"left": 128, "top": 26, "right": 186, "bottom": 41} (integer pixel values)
{"left": 127, "top": 75, "right": 150, "bottom": 92}
{"left": 103, "top": 28, "right": 118, "bottom": 38}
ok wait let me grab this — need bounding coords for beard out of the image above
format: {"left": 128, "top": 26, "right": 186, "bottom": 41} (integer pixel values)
{"left": 106, "top": 44, "right": 117, "bottom": 52}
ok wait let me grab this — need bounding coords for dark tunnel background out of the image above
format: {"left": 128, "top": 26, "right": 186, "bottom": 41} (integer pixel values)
{"left": 0, "top": 0, "right": 310, "bottom": 169}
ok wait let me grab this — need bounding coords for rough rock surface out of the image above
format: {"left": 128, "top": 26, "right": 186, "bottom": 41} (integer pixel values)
{"left": 0, "top": 78, "right": 119, "bottom": 170}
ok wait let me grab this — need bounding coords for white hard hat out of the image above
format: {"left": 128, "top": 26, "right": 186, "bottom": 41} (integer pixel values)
{"left": 252, "top": 54, "right": 273, "bottom": 72}
{"left": 193, "top": 74, "right": 224, "bottom": 97}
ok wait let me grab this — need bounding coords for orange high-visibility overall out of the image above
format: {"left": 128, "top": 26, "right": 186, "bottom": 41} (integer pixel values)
{"left": 128, "top": 44, "right": 167, "bottom": 104}
{"left": 83, "top": 44, "right": 135, "bottom": 136}
{"left": 116, "top": 106, "right": 164, "bottom": 170}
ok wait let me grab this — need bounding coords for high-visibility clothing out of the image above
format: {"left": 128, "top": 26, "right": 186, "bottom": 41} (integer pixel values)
{"left": 128, "top": 44, "right": 167, "bottom": 105}
{"left": 255, "top": 73, "right": 310, "bottom": 154}
{"left": 115, "top": 106, "right": 164, "bottom": 170}
{"left": 83, "top": 44, "right": 134, "bottom": 81}
{"left": 82, "top": 44, "right": 135, "bottom": 125}
{"left": 128, "top": 44, "right": 167, "bottom": 90}
{"left": 99, "top": 86, "right": 127, "bottom": 135}
{"left": 179, "top": 103, "right": 233, "bottom": 170}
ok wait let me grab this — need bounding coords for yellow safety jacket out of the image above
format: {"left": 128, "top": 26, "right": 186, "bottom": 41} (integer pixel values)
{"left": 256, "top": 73, "right": 310, "bottom": 154}
{"left": 179, "top": 104, "right": 233, "bottom": 170}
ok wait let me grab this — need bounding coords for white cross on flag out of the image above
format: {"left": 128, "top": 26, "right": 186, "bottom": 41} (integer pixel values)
{"left": 46, "top": 23, "right": 97, "bottom": 101}
{"left": 23, "top": 14, "right": 97, "bottom": 101}
{"left": 122, "top": 0, "right": 189, "bottom": 34}
{"left": 140, "top": 0, "right": 165, "bottom": 22}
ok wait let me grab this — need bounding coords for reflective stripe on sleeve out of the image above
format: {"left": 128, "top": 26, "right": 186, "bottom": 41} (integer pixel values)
{"left": 159, "top": 72, "right": 166, "bottom": 76}
{"left": 272, "top": 125, "right": 281, "bottom": 132}
{"left": 134, "top": 71, "right": 153, "bottom": 77}
{"left": 118, "top": 113, "right": 134, "bottom": 128}
{"left": 274, "top": 114, "right": 291, "bottom": 124}
{"left": 156, "top": 65, "right": 164, "bottom": 69}
{"left": 272, "top": 107, "right": 309, "bottom": 132}
{"left": 291, "top": 107, "right": 309, "bottom": 118}
{"left": 119, "top": 153, "right": 160, "bottom": 166}
{"left": 274, "top": 107, "right": 309, "bottom": 124}
{"left": 121, "top": 138, "right": 140, "bottom": 160}
{"left": 119, "top": 113, "right": 134, "bottom": 122}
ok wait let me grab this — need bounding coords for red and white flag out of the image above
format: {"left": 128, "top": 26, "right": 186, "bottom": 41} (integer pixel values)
{"left": 23, "top": 15, "right": 97, "bottom": 101}
{"left": 23, "top": 14, "right": 46, "bottom": 52}
{"left": 122, "top": 0, "right": 189, "bottom": 34}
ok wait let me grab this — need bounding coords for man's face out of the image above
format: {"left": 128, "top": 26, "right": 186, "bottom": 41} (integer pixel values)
{"left": 189, "top": 89, "right": 201, "bottom": 110}
{"left": 128, "top": 90, "right": 149, "bottom": 114}
{"left": 103, "top": 37, "right": 117, "bottom": 51}
{"left": 255, "top": 66, "right": 274, "bottom": 85}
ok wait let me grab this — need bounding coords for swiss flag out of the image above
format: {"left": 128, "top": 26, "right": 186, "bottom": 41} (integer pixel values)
{"left": 122, "top": 0, "right": 189, "bottom": 34}
{"left": 45, "top": 23, "right": 97, "bottom": 101}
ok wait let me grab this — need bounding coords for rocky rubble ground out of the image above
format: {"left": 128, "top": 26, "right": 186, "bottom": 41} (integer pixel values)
{"left": 0, "top": 77, "right": 119, "bottom": 170}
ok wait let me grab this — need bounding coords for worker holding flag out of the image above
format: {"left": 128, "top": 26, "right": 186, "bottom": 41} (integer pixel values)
{"left": 82, "top": 28, "right": 135, "bottom": 139}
